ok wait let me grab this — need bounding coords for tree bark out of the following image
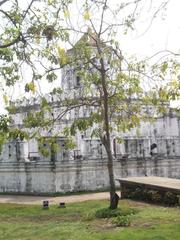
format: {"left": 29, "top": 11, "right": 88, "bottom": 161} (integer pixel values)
{"left": 103, "top": 137, "right": 119, "bottom": 209}
{"left": 98, "top": 52, "right": 119, "bottom": 209}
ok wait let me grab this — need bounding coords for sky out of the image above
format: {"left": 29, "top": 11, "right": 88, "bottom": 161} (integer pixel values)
{"left": 0, "top": 0, "right": 180, "bottom": 112}
{"left": 67, "top": 0, "right": 180, "bottom": 57}
{"left": 121, "top": 0, "right": 180, "bottom": 57}
{"left": 96, "top": 0, "right": 177, "bottom": 60}
{"left": 64, "top": 0, "right": 180, "bottom": 57}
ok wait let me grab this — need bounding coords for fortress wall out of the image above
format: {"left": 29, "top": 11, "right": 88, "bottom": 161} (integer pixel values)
{"left": 0, "top": 157, "right": 179, "bottom": 194}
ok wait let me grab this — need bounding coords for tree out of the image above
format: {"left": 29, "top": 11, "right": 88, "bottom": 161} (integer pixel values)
{"left": 0, "top": 0, "right": 179, "bottom": 209}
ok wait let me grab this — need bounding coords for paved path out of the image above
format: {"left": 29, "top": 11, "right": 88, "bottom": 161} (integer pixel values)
{"left": 0, "top": 192, "right": 110, "bottom": 205}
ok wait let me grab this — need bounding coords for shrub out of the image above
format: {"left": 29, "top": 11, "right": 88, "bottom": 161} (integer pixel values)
{"left": 130, "top": 187, "right": 143, "bottom": 200}
{"left": 112, "top": 215, "right": 131, "bottom": 227}
{"left": 95, "top": 208, "right": 119, "bottom": 218}
{"left": 83, "top": 212, "right": 95, "bottom": 221}
{"left": 163, "top": 191, "right": 178, "bottom": 206}
{"left": 123, "top": 187, "right": 179, "bottom": 206}
{"left": 95, "top": 207, "right": 137, "bottom": 219}
{"left": 122, "top": 188, "right": 132, "bottom": 198}
{"left": 150, "top": 190, "right": 162, "bottom": 203}
{"left": 177, "top": 195, "right": 180, "bottom": 205}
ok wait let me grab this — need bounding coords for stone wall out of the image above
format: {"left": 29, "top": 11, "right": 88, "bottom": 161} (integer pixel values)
{"left": 0, "top": 156, "right": 179, "bottom": 194}
{"left": 0, "top": 113, "right": 180, "bottom": 194}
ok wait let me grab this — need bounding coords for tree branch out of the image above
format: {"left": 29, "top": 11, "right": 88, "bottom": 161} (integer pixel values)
{"left": 0, "top": 0, "right": 9, "bottom": 7}
{"left": 0, "top": 34, "right": 21, "bottom": 48}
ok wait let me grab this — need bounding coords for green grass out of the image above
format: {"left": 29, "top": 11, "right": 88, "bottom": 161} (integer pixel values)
{"left": 0, "top": 200, "right": 180, "bottom": 240}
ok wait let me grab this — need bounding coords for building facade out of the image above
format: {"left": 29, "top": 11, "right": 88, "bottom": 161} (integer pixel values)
{"left": 0, "top": 34, "right": 180, "bottom": 194}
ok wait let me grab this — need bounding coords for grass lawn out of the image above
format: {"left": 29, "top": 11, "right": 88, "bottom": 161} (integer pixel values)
{"left": 0, "top": 199, "right": 179, "bottom": 240}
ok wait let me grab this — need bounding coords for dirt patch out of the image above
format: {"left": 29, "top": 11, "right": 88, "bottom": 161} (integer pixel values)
{"left": 120, "top": 199, "right": 152, "bottom": 207}
{"left": 0, "top": 192, "right": 109, "bottom": 205}
{"left": 87, "top": 218, "right": 115, "bottom": 232}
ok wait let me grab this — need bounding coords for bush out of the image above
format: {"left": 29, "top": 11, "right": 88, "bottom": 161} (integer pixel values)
{"left": 163, "top": 191, "right": 178, "bottom": 206}
{"left": 177, "top": 195, "right": 180, "bottom": 205}
{"left": 129, "top": 187, "right": 143, "bottom": 200}
{"left": 112, "top": 215, "right": 131, "bottom": 227}
{"left": 83, "top": 212, "right": 95, "bottom": 221}
{"left": 150, "top": 190, "right": 162, "bottom": 203}
{"left": 95, "top": 207, "right": 137, "bottom": 219}
{"left": 95, "top": 208, "right": 119, "bottom": 218}
{"left": 122, "top": 187, "right": 179, "bottom": 206}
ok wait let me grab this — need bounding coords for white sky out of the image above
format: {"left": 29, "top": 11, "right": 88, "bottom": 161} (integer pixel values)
{"left": 120, "top": 0, "right": 180, "bottom": 57}
{"left": 0, "top": 0, "right": 180, "bottom": 113}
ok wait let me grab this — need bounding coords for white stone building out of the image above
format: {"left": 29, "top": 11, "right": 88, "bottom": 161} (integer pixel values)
{"left": 0, "top": 33, "right": 180, "bottom": 194}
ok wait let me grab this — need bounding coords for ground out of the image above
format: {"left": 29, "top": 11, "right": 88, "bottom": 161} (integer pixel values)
{"left": 0, "top": 192, "right": 110, "bottom": 204}
{"left": 0, "top": 193, "right": 180, "bottom": 240}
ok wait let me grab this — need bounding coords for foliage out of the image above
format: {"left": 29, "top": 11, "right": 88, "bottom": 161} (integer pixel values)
{"left": 123, "top": 187, "right": 180, "bottom": 206}
{"left": 0, "top": 114, "right": 30, "bottom": 153}
{"left": 95, "top": 207, "right": 137, "bottom": 219}
{"left": 8, "top": 128, "right": 29, "bottom": 141}
{"left": 0, "top": 115, "right": 11, "bottom": 152}
{"left": 112, "top": 215, "right": 131, "bottom": 227}
{"left": 23, "top": 111, "right": 51, "bottom": 129}
{"left": 0, "top": 115, "right": 10, "bottom": 133}
{"left": 151, "top": 190, "right": 162, "bottom": 203}
{"left": 37, "top": 136, "right": 59, "bottom": 157}
{"left": 164, "top": 191, "right": 179, "bottom": 206}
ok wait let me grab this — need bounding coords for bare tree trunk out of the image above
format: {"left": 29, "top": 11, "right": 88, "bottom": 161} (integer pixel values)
{"left": 99, "top": 59, "right": 119, "bottom": 209}
{"left": 92, "top": 29, "right": 119, "bottom": 209}
{"left": 103, "top": 135, "right": 119, "bottom": 209}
